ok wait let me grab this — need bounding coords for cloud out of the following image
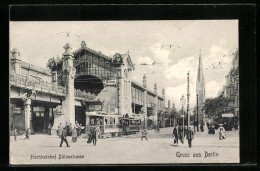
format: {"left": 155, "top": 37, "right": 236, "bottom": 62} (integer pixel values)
{"left": 138, "top": 56, "right": 153, "bottom": 65}
{"left": 205, "top": 80, "right": 225, "bottom": 98}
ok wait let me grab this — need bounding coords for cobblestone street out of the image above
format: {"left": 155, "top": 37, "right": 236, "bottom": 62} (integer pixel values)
{"left": 10, "top": 127, "right": 239, "bottom": 165}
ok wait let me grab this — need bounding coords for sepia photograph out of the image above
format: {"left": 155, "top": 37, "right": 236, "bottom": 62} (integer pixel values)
{"left": 9, "top": 20, "right": 239, "bottom": 165}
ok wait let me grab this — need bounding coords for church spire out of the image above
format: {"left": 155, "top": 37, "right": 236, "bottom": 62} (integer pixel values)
{"left": 197, "top": 48, "right": 204, "bottom": 84}
{"left": 196, "top": 48, "right": 206, "bottom": 124}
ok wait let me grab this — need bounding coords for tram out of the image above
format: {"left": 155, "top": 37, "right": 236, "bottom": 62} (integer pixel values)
{"left": 122, "top": 118, "right": 141, "bottom": 134}
{"left": 85, "top": 113, "right": 141, "bottom": 138}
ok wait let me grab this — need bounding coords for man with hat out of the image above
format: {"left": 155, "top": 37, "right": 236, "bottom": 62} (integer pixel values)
{"left": 186, "top": 126, "right": 194, "bottom": 148}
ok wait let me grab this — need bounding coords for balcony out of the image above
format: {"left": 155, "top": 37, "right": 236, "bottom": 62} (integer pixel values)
{"left": 10, "top": 73, "right": 66, "bottom": 96}
{"left": 74, "top": 89, "right": 96, "bottom": 101}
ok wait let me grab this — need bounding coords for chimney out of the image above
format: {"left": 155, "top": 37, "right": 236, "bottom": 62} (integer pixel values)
{"left": 162, "top": 88, "right": 165, "bottom": 98}
{"left": 154, "top": 82, "right": 157, "bottom": 94}
{"left": 143, "top": 74, "right": 147, "bottom": 88}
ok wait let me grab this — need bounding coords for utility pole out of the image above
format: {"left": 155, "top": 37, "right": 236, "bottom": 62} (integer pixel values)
{"left": 196, "top": 94, "right": 199, "bottom": 132}
{"left": 187, "top": 71, "right": 190, "bottom": 128}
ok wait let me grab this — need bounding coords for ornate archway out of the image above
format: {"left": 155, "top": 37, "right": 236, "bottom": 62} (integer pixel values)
{"left": 74, "top": 75, "right": 104, "bottom": 95}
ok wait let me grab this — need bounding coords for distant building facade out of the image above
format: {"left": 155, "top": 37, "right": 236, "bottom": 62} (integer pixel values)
{"left": 219, "top": 49, "right": 239, "bottom": 125}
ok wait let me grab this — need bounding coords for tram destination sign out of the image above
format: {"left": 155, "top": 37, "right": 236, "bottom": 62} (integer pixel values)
{"left": 222, "top": 113, "right": 234, "bottom": 117}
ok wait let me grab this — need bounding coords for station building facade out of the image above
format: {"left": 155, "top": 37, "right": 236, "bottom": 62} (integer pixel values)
{"left": 9, "top": 41, "right": 165, "bottom": 135}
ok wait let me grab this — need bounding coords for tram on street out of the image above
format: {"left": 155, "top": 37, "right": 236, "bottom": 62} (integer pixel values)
{"left": 122, "top": 118, "right": 141, "bottom": 134}
{"left": 86, "top": 113, "right": 141, "bottom": 138}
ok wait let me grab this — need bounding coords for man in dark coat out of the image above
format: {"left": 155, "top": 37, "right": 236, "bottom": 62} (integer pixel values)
{"left": 178, "top": 125, "right": 184, "bottom": 144}
{"left": 65, "top": 122, "right": 70, "bottom": 135}
{"left": 48, "top": 123, "right": 52, "bottom": 135}
{"left": 60, "top": 127, "right": 70, "bottom": 147}
{"left": 68, "top": 123, "right": 73, "bottom": 136}
{"left": 173, "top": 125, "right": 179, "bottom": 145}
{"left": 186, "top": 126, "right": 194, "bottom": 148}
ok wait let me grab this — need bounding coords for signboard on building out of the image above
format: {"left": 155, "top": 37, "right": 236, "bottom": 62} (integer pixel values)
{"left": 56, "top": 105, "right": 63, "bottom": 115}
{"left": 33, "top": 107, "right": 45, "bottom": 112}
{"left": 104, "top": 80, "right": 116, "bottom": 86}
{"left": 13, "top": 107, "right": 21, "bottom": 114}
{"left": 222, "top": 113, "right": 234, "bottom": 117}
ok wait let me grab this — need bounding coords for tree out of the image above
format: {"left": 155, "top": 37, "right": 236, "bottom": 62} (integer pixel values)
{"left": 204, "top": 96, "right": 232, "bottom": 123}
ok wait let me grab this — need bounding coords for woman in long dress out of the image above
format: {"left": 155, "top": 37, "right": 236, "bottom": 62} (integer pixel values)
{"left": 218, "top": 124, "right": 226, "bottom": 140}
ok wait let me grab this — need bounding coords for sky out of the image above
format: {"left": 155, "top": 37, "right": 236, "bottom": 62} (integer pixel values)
{"left": 10, "top": 20, "right": 238, "bottom": 110}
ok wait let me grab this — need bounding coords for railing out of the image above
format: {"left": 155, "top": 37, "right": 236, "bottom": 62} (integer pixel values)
{"left": 21, "top": 61, "right": 51, "bottom": 75}
{"left": 74, "top": 89, "right": 96, "bottom": 101}
{"left": 10, "top": 73, "right": 66, "bottom": 95}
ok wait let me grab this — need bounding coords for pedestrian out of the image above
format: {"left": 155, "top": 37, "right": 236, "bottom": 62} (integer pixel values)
{"left": 141, "top": 128, "right": 148, "bottom": 141}
{"left": 200, "top": 123, "right": 204, "bottom": 132}
{"left": 76, "top": 122, "right": 80, "bottom": 136}
{"left": 14, "top": 128, "right": 17, "bottom": 141}
{"left": 157, "top": 124, "right": 160, "bottom": 133}
{"left": 186, "top": 126, "right": 194, "bottom": 148}
{"left": 206, "top": 122, "right": 209, "bottom": 129}
{"left": 87, "top": 127, "right": 94, "bottom": 144}
{"left": 48, "top": 123, "right": 52, "bottom": 135}
{"left": 218, "top": 124, "right": 226, "bottom": 140}
{"left": 184, "top": 126, "right": 188, "bottom": 137}
{"left": 173, "top": 124, "right": 179, "bottom": 145}
{"left": 79, "top": 124, "right": 83, "bottom": 135}
{"left": 72, "top": 126, "right": 77, "bottom": 142}
{"left": 69, "top": 123, "right": 73, "bottom": 136}
{"left": 80, "top": 124, "right": 85, "bottom": 134}
{"left": 65, "top": 122, "right": 70, "bottom": 135}
{"left": 60, "top": 127, "right": 70, "bottom": 147}
{"left": 58, "top": 123, "right": 63, "bottom": 138}
{"left": 92, "top": 124, "right": 100, "bottom": 146}
{"left": 178, "top": 125, "right": 184, "bottom": 144}
{"left": 25, "top": 128, "right": 31, "bottom": 140}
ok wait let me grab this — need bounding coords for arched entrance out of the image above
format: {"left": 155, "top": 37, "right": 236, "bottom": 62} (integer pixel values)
{"left": 74, "top": 75, "right": 104, "bottom": 131}
{"left": 74, "top": 75, "right": 104, "bottom": 95}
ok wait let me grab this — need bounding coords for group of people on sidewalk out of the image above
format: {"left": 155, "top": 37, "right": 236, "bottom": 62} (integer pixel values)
{"left": 58, "top": 121, "right": 86, "bottom": 147}
{"left": 173, "top": 124, "right": 194, "bottom": 148}
{"left": 58, "top": 121, "right": 101, "bottom": 147}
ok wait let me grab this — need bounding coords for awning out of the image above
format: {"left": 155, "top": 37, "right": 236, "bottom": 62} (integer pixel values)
{"left": 94, "top": 86, "right": 117, "bottom": 103}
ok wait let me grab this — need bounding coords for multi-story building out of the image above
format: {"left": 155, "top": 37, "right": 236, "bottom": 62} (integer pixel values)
{"left": 218, "top": 49, "right": 239, "bottom": 128}
{"left": 9, "top": 41, "right": 165, "bottom": 135}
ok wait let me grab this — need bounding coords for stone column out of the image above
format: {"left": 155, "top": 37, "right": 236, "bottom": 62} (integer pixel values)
{"left": 52, "top": 105, "right": 65, "bottom": 135}
{"left": 24, "top": 98, "right": 31, "bottom": 130}
{"left": 10, "top": 48, "right": 21, "bottom": 75}
{"left": 143, "top": 74, "right": 147, "bottom": 129}
{"left": 62, "top": 43, "right": 76, "bottom": 124}
{"left": 116, "top": 68, "right": 124, "bottom": 115}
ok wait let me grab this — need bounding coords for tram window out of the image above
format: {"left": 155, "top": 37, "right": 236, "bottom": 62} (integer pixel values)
{"left": 36, "top": 113, "right": 40, "bottom": 117}
{"left": 109, "top": 117, "right": 114, "bottom": 124}
{"left": 89, "top": 105, "right": 95, "bottom": 111}
{"left": 95, "top": 105, "right": 101, "bottom": 111}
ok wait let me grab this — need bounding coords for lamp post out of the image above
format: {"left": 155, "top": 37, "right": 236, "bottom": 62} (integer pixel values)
{"left": 196, "top": 94, "right": 199, "bottom": 132}
{"left": 180, "top": 95, "right": 186, "bottom": 143}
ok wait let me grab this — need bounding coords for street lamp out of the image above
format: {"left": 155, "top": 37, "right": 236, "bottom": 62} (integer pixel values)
{"left": 180, "top": 95, "right": 186, "bottom": 142}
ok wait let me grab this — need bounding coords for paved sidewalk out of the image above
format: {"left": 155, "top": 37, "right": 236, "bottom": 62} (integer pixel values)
{"left": 10, "top": 127, "right": 239, "bottom": 165}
